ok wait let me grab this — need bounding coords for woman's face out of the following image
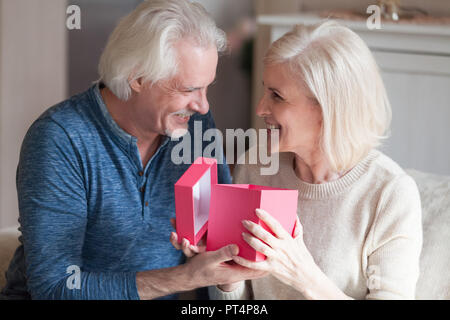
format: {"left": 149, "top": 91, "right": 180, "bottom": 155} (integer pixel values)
{"left": 256, "top": 63, "right": 323, "bottom": 155}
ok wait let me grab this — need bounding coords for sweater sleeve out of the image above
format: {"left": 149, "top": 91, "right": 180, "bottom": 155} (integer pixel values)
{"left": 365, "top": 174, "right": 423, "bottom": 300}
{"left": 17, "top": 118, "right": 139, "bottom": 300}
{"left": 207, "top": 281, "right": 252, "bottom": 300}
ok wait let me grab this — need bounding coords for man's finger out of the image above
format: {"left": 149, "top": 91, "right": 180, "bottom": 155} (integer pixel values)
{"left": 232, "top": 255, "right": 267, "bottom": 272}
{"left": 209, "top": 244, "right": 239, "bottom": 263}
{"left": 170, "top": 232, "right": 181, "bottom": 250}
{"left": 189, "top": 244, "right": 206, "bottom": 254}
{"left": 181, "top": 238, "right": 195, "bottom": 258}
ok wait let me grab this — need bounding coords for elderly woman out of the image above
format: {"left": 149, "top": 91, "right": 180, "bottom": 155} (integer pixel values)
{"left": 173, "top": 20, "right": 423, "bottom": 300}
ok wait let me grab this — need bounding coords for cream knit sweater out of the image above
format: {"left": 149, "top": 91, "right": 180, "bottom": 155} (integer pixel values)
{"left": 209, "top": 150, "right": 423, "bottom": 300}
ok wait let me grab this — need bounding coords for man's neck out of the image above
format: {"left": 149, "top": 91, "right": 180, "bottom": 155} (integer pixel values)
{"left": 100, "top": 86, "right": 162, "bottom": 168}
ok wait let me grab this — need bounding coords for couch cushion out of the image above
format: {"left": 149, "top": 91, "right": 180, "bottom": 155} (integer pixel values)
{"left": 406, "top": 169, "right": 450, "bottom": 299}
{"left": 0, "top": 226, "right": 20, "bottom": 290}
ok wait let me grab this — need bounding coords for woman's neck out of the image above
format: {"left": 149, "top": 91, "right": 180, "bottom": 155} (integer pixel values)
{"left": 292, "top": 149, "right": 343, "bottom": 184}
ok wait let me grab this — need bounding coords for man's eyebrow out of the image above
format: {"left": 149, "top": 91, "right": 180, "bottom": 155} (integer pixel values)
{"left": 183, "top": 86, "right": 200, "bottom": 91}
{"left": 183, "top": 77, "right": 217, "bottom": 91}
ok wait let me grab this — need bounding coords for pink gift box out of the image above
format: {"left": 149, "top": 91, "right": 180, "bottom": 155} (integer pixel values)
{"left": 207, "top": 184, "right": 298, "bottom": 261}
{"left": 175, "top": 157, "right": 217, "bottom": 245}
{"left": 174, "top": 157, "right": 298, "bottom": 261}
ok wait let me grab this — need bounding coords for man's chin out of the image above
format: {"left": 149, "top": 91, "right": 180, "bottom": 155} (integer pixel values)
{"left": 165, "top": 127, "right": 189, "bottom": 139}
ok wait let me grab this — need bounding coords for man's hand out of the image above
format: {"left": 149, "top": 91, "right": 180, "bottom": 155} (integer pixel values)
{"left": 169, "top": 218, "right": 206, "bottom": 257}
{"left": 136, "top": 242, "right": 265, "bottom": 300}
{"left": 169, "top": 218, "right": 266, "bottom": 293}
{"left": 182, "top": 243, "right": 267, "bottom": 290}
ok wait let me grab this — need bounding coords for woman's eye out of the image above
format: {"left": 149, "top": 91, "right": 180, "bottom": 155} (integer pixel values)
{"left": 271, "top": 92, "right": 283, "bottom": 101}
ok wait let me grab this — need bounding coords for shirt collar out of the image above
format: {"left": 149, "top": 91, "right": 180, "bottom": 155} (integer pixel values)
{"left": 91, "top": 82, "right": 170, "bottom": 164}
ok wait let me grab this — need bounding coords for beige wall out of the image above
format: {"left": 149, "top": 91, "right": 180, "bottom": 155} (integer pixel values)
{"left": 0, "top": 0, "right": 67, "bottom": 229}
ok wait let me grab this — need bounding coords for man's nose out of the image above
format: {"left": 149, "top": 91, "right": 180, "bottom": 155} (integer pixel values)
{"left": 190, "top": 90, "right": 209, "bottom": 115}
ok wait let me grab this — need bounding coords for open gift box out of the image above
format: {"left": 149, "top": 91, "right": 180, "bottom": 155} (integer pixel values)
{"left": 174, "top": 157, "right": 298, "bottom": 261}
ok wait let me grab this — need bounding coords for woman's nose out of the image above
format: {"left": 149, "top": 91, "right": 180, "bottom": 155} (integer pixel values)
{"left": 256, "top": 95, "right": 270, "bottom": 118}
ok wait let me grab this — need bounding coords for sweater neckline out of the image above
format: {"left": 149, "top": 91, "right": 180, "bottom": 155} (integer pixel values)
{"left": 282, "top": 150, "right": 379, "bottom": 199}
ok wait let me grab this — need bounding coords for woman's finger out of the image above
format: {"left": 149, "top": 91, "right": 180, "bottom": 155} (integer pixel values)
{"left": 242, "top": 232, "right": 275, "bottom": 258}
{"left": 293, "top": 216, "right": 303, "bottom": 239}
{"left": 242, "top": 220, "right": 278, "bottom": 248}
{"left": 255, "top": 209, "right": 290, "bottom": 240}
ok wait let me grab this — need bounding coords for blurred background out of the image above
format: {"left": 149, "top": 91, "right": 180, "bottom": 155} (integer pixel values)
{"left": 0, "top": 0, "right": 449, "bottom": 229}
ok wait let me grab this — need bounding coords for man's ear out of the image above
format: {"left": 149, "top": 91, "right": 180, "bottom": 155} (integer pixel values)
{"left": 129, "top": 76, "right": 144, "bottom": 94}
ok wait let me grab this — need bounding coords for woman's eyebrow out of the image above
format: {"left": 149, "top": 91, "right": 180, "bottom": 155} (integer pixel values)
{"left": 268, "top": 86, "right": 285, "bottom": 97}
{"left": 262, "top": 81, "right": 284, "bottom": 95}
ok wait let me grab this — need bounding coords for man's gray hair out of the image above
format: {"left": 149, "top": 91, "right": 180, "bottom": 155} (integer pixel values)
{"left": 98, "top": 0, "right": 227, "bottom": 100}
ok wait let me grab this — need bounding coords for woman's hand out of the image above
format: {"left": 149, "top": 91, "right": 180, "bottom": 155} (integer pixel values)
{"left": 234, "top": 209, "right": 351, "bottom": 299}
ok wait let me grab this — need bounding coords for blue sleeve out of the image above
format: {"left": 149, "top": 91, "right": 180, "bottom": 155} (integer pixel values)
{"left": 203, "top": 111, "right": 231, "bottom": 185}
{"left": 217, "top": 152, "right": 232, "bottom": 184}
{"left": 17, "top": 118, "right": 139, "bottom": 300}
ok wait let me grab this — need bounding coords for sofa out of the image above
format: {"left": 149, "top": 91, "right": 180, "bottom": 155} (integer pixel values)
{"left": 0, "top": 169, "right": 449, "bottom": 299}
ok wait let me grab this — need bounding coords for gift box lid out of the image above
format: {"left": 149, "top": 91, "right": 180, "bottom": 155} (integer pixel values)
{"left": 174, "top": 157, "right": 218, "bottom": 245}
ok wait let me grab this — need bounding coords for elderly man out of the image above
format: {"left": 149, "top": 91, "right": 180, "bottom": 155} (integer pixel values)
{"left": 0, "top": 0, "right": 261, "bottom": 300}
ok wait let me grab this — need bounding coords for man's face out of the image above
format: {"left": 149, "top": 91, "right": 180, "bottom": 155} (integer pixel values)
{"left": 132, "top": 39, "right": 218, "bottom": 139}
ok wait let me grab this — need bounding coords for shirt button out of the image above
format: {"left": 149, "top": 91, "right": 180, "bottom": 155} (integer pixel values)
{"left": 145, "top": 202, "right": 149, "bottom": 207}
{"left": 138, "top": 171, "right": 144, "bottom": 176}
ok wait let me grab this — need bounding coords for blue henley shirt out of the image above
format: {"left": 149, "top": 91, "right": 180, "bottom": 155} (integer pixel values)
{"left": 0, "top": 83, "right": 231, "bottom": 300}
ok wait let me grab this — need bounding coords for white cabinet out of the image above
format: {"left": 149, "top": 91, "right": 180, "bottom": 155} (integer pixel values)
{"left": 257, "top": 14, "right": 450, "bottom": 175}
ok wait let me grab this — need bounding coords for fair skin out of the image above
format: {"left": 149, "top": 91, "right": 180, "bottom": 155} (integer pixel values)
{"left": 101, "top": 39, "right": 265, "bottom": 300}
{"left": 171, "top": 63, "right": 352, "bottom": 299}
{"left": 101, "top": 39, "right": 214, "bottom": 167}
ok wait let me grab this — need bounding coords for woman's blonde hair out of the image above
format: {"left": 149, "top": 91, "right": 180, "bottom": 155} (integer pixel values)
{"left": 265, "top": 20, "right": 391, "bottom": 172}
{"left": 98, "top": 0, "right": 227, "bottom": 101}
